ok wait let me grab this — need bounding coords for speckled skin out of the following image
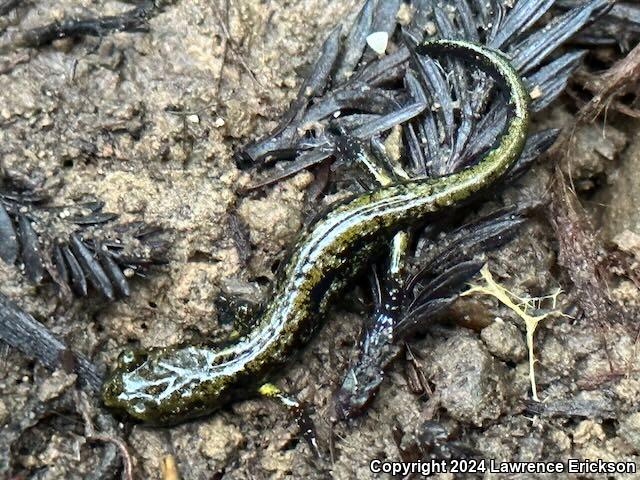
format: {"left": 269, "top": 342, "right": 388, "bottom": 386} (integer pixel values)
{"left": 101, "top": 40, "right": 530, "bottom": 425}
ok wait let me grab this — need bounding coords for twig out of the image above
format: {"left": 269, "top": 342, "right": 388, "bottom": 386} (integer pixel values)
{"left": 161, "top": 455, "right": 181, "bottom": 480}
{"left": 577, "top": 42, "right": 640, "bottom": 122}
{"left": 0, "top": 291, "right": 102, "bottom": 390}
{"left": 0, "top": 1, "right": 163, "bottom": 54}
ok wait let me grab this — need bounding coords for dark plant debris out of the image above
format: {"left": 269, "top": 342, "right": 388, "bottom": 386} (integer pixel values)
{"left": 0, "top": 173, "right": 167, "bottom": 301}
{"left": 0, "top": 1, "right": 176, "bottom": 54}
{"left": 334, "top": 209, "right": 525, "bottom": 419}
{"left": 0, "top": 291, "right": 102, "bottom": 390}
{"left": 549, "top": 166, "right": 617, "bottom": 324}
{"left": 576, "top": 42, "right": 640, "bottom": 121}
{"left": 524, "top": 395, "right": 617, "bottom": 419}
{"left": 237, "top": 0, "right": 619, "bottom": 192}
{"left": 0, "top": 0, "right": 19, "bottom": 17}
{"left": 558, "top": 0, "right": 640, "bottom": 49}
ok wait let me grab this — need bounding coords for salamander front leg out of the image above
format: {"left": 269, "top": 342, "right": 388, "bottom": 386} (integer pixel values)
{"left": 215, "top": 293, "right": 260, "bottom": 338}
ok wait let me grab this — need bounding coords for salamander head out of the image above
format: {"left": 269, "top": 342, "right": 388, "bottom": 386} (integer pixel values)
{"left": 101, "top": 346, "right": 232, "bottom": 425}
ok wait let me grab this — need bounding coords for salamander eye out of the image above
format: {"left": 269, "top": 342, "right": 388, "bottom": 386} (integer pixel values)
{"left": 117, "top": 348, "right": 146, "bottom": 369}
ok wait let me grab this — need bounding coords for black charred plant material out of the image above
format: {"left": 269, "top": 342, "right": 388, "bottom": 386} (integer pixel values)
{"left": 0, "top": 0, "right": 20, "bottom": 17}
{"left": 0, "top": 291, "right": 102, "bottom": 390}
{"left": 0, "top": 0, "right": 176, "bottom": 54}
{"left": 238, "top": 0, "right": 614, "bottom": 190}
{"left": 0, "top": 175, "right": 166, "bottom": 301}
{"left": 557, "top": 1, "right": 640, "bottom": 49}
{"left": 238, "top": 0, "right": 616, "bottom": 418}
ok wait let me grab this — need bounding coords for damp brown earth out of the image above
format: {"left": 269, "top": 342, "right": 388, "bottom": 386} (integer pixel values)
{"left": 1, "top": 1, "right": 640, "bottom": 479}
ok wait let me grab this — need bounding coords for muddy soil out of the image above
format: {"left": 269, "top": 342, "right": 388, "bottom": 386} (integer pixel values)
{"left": 1, "top": 1, "right": 640, "bottom": 479}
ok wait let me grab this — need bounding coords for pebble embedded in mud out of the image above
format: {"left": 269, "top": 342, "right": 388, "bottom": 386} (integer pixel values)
{"left": 598, "top": 119, "right": 640, "bottom": 239}
{"left": 427, "top": 330, "right": 514, "bottom": 426}
{"left": 128, "top": 427, "right": 171, "bottom": 480}
{"left": 197, "top": 418, "right": 245, "bottom": 463}
{"left": 36, "top": 369, "right": 77, "bottom": 402}
{"left": 573, "top": 420, "right": 606, "bottom": 445}
{"left": 538, "top": 335, "right": 577, "bottom": 379}
{"left": 0, "top": 399, "right": 7, "bottom": 425}
{"left": 619, "top": 413, "right": 640, "bottom": 452}
{"left": 481, "top": 318, "right": 527, "bottom": 362}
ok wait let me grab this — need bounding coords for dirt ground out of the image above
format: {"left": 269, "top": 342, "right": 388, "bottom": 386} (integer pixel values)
{"left": 1, "top": 1, "right": 640, "bottom": 479}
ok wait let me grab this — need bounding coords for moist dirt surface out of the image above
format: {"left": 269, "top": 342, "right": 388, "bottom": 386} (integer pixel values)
{"left": 1, "top": 1, "right": 640, "bottom": 479}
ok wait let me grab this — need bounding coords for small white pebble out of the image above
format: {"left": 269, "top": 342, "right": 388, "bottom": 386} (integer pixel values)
{"left": 123, "top": 268, "right": 135, "bottom": 278}
{"left": 186, "top": 114, "right": 200, "bottom": 124}
{"left": 530, "top": 85, "right": 543, "bottom": 99}
{"left": 214, "top": 117, "right": 225, "bottom": 128}
{"left": 366, "top": 31, "right": 388, "bottom": 56}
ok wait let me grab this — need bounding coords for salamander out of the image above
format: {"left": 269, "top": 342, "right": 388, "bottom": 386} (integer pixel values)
{"left": 101, "top": 39, "right": 530, "bottom": 425}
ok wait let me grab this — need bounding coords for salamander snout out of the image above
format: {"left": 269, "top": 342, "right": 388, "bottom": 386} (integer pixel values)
{"left": 101, "top": 345, "right": 233, "bottom": 424}
{"left": 101, "top": 348, "right": 155, "bottom": 421}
